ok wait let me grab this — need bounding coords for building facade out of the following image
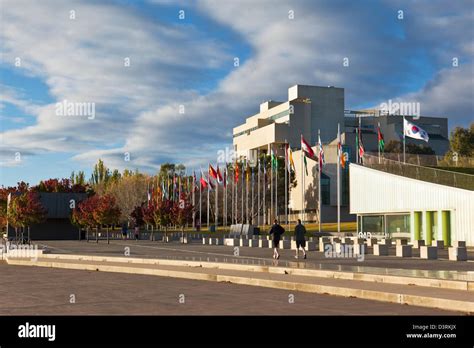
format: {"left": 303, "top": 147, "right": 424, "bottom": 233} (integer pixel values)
{"left": 350, "top": 164, "right": 474, "bottom": 246}
{"left": 232, "top": 84, "right": 450, "bottom": 223}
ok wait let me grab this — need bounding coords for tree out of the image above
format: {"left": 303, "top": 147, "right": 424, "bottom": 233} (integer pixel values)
{"left": 130, "top": 205, "right": 144, "bottom": 228}
{"left": 384, "top": 140, "right": 434, "bottom": 154}
{"left": 142, "top": 202, "right": 156, "bottom": 229}
{"left": 106, "top": 174, "right": 147, "bottom": 222}
{"left": 32, "top": 178, "right": 89, "bottom": 193}
{"left": 90, "top": 159, "right": 111, "bottom": 194}
{"left": 7, "top": 192, "right": 47, "bottom": 242}
{"left": 93, "top": 194, "right": 121, "bottom": 244}
{"left": 70, "top": 171, "right": 86, "bottom": 186}
{"left": 153, "top": 199, "right": 173, "bottom": 242}
{"left": 171, "top": 194, "right": 194, "bottom": 241}
{"left": 73, "top": 195, "right": 100, "bottom": 241}
{"left": 448, "top": 124, "right": 474, "bottom": 157}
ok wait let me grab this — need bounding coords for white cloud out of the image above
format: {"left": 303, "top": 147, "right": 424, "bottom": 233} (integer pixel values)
{"left": 0, "top": 0, "right": 472, "bottom": 177}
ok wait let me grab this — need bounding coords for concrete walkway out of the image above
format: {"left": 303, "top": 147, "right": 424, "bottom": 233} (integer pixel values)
{"left": 0, "top": 262, "right": 456, "bottom": 315}
{"left": 6, "top": 253, "right": 474, "bottom": 314}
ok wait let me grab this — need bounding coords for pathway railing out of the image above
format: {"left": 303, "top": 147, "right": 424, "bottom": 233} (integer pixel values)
{"left": 362, "top": 154, "right": 474, "bottom": 191}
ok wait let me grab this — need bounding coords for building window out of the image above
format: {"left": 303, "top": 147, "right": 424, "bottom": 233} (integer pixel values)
{"left": 268, "top": 109, "right": 290, "bottom": 121}
{"left": 386, "top": 214, "right": 410, "bottom": 236}
{"left": 321, "top": 173, "right": 330, "bottom": 205}
{"left": 360, "top": 215, "right": 384, "bottom": 234}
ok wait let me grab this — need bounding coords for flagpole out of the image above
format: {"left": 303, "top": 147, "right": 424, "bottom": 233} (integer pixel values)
{"left": 318, "top": 129, "right": 322, "bottom": 233}
{"left": 262, "top": 154, "right": 267, "bottom": 226}
{"left": 246, "top": 161, "right": 249, "bottom": 224}
{"left": 285, "top": 141, "right": 288, "bottom": 228}
{"left": 251, "top": 166, "right": 254, "bottom": 225}
{"left": 207, "top": 172, "right": 210, "bottom": 229}
{"left": 337, "top": 123, "right": 341, "bottom": 234}
{"left": 301, "top": 135, "right": 304, "bottom": 224}
{"left": 199, "top": 172, "right": 202, "bottom": 229}
{"left": 378, "top": 122, "right": 381, "bottom": 164}
{"left": 275, "top": 144, "right": 278, "bottom": 222}
{"left": 231, "top": 166, "right": 234, "bottom": 224}
{"left": 224, "top": 167, "right": 227, "bottom": 227}
{"left": 257, "top": 149, "right": 260, "bottom": 227}
{"left": 269, "top": 144, "right": 273, "bottom": 223}
{"left": 192, "top": 171, "right": 195, "bottom": 229}
{"left": 241, "top": 161, "right": 244, "bottom": 224}
{"left": 403, "top": 116, "right": 406, "bottom": 163}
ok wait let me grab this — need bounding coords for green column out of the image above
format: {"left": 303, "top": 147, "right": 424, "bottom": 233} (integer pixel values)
{"left": 441, "top": 211, "right": 451, "bottom": 247}
{"left": 425, "top": 211, "right": 433, "bottom": 245}
{"left": 413, "top": 212, "right": 422, "bottom": 241}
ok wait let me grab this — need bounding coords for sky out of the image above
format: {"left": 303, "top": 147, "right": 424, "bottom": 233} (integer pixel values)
{"left": 1, "top": 0, "right": 473, "bottom": 187}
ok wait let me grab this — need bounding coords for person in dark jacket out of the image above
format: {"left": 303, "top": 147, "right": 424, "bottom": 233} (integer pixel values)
{"left": 121, "top": 222, "right": 128, "bottom": 240}
{"left": 269, "top": 219, "right": 285, "bottom": 259}
{"left": 294, "top": 219, "right": 307, "bottom": 259}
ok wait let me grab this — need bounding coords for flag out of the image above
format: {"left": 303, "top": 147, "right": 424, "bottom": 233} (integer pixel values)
{"left": 318, "top": 134, "right": 325, "bottom": 170}
{"left": 245, "top": 160, "right": 250, "bottom": 182}
{"left": 162, "top": 180, "right": 167, "bottom": 199}
{"left": 200, "top": 169, "right": 208, "bottom": 189}
{"left": 287, "top": 145, "right": 295, "bottom": 173}
{"left": 208, "top": 176, "right": 215, "bottom": 191}
{"left": 193, "top": 171, "right": 198, "bottom": 192}
{"left": 223, "top": 168, "right": 227, "bottom": 188}
{"left": 303, "top": 155, "right": 308, "bottom": 176}
{"left": 404, "top": 118, "right": 429, "bottom": 142}
{"left": 234, "top": 161, "right": 239, "bottom": 183}
{"left": 338, "top": 139, "right": 345, "bottom": 169}
{"left": 216, "top": 165, "right": 223, "bottom": 185}
{"left": 271, "top": 146, "right": 278, "bottom": 169}
{"left": 209, "top": 164, "right": 218, "bottom": 180}
{"left": 377, "top": 125, "right": 385, "bottom": 152}
{"left": 358, "top": 127, "right": 365, "bottom": 160}
{"left": 301, "top": 135, "right": 315, "bottom": 159}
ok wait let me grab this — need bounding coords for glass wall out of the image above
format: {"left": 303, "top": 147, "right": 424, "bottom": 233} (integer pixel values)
{"left": 361, "top": 215, "right": 384, "bottom": 234}
{"left": 360, "top": 213, "right": 411, "bottom": 238}
{"left": 385, "top": 214, "right": 410, "bottom": 237}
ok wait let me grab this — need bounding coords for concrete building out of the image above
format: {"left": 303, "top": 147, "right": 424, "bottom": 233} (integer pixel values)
{"left": 350, "top": 163, "right": 474, "bottom": 246}
{"left": 344, "top": 113, "right": 449, "bottom": 159}
{"left": 7, "top": 192, "right": 87, "bottom": 240}
{"left": 233, "top": 84, "right": 344, "bottom": 158}
{"left": 232, "top": 84, "right": 450, "bottom": 224}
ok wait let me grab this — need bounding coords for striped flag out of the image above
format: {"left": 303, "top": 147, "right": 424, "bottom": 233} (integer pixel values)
{"left": 377, "top": 124, "right": 385, "bottom": 153}
{"left": 234, "top": 161, "right": 239, "bottom": 183}
{"left": 301, "top": 135, "right": 315, "bottom": 159}
{"left": 318, "top": 134, "right": 325, "bottom": 170}
{"left": 216, "top": 165, "right": 223, "bottom": 185}
{"left": 200, "top": 169, "right": 208, "bottom": 189}
{"left": 358, "top": 127, "right": 365, "bottom": 160}
{"left": 209, "top": 164, "right": 218, "bottom": 181}
{"left": 287, "top": 145, "right": 295, "bottom": 173}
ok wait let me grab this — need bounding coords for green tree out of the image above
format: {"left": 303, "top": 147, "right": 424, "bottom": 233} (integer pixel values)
{"left": 90, "top": 159, "right": 111, "bottom": 185}
{"left": 448, "top": 124, "right": 474, "bottom": 157}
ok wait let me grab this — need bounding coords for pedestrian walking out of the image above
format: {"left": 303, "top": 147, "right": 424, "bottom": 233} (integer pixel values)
{"left": 294, "top": 219, "right": 307, "bottom": 259}
{"left": 269, "top": 219, "right": 285, "bottom": 259}
{"left": 121, "top": 222, "right": 128, "bottom": 240}
{"left": 134, "top": 225, "right": 139, "bottom": 240}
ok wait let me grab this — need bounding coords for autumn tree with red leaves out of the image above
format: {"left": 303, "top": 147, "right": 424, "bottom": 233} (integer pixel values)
{"left": 7, "top": 191, "right": 47, "bottom": 242}
{"left": 171, "top": 194, "right": 194, "bottom": 241}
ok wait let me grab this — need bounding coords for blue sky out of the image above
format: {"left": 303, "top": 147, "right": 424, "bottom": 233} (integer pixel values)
{"left": 1, "top": 0, "right": 473, "bottom": 187}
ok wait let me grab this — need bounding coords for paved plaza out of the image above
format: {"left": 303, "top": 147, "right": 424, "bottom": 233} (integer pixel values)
{"left": 0, "top": 262, "right": 459, "bottom": 315}
{"left": 2, "top": 239, "right": 472, "bottom": 315}
{"left": 35, "top": 239, "right": 474, "bottom": 272}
